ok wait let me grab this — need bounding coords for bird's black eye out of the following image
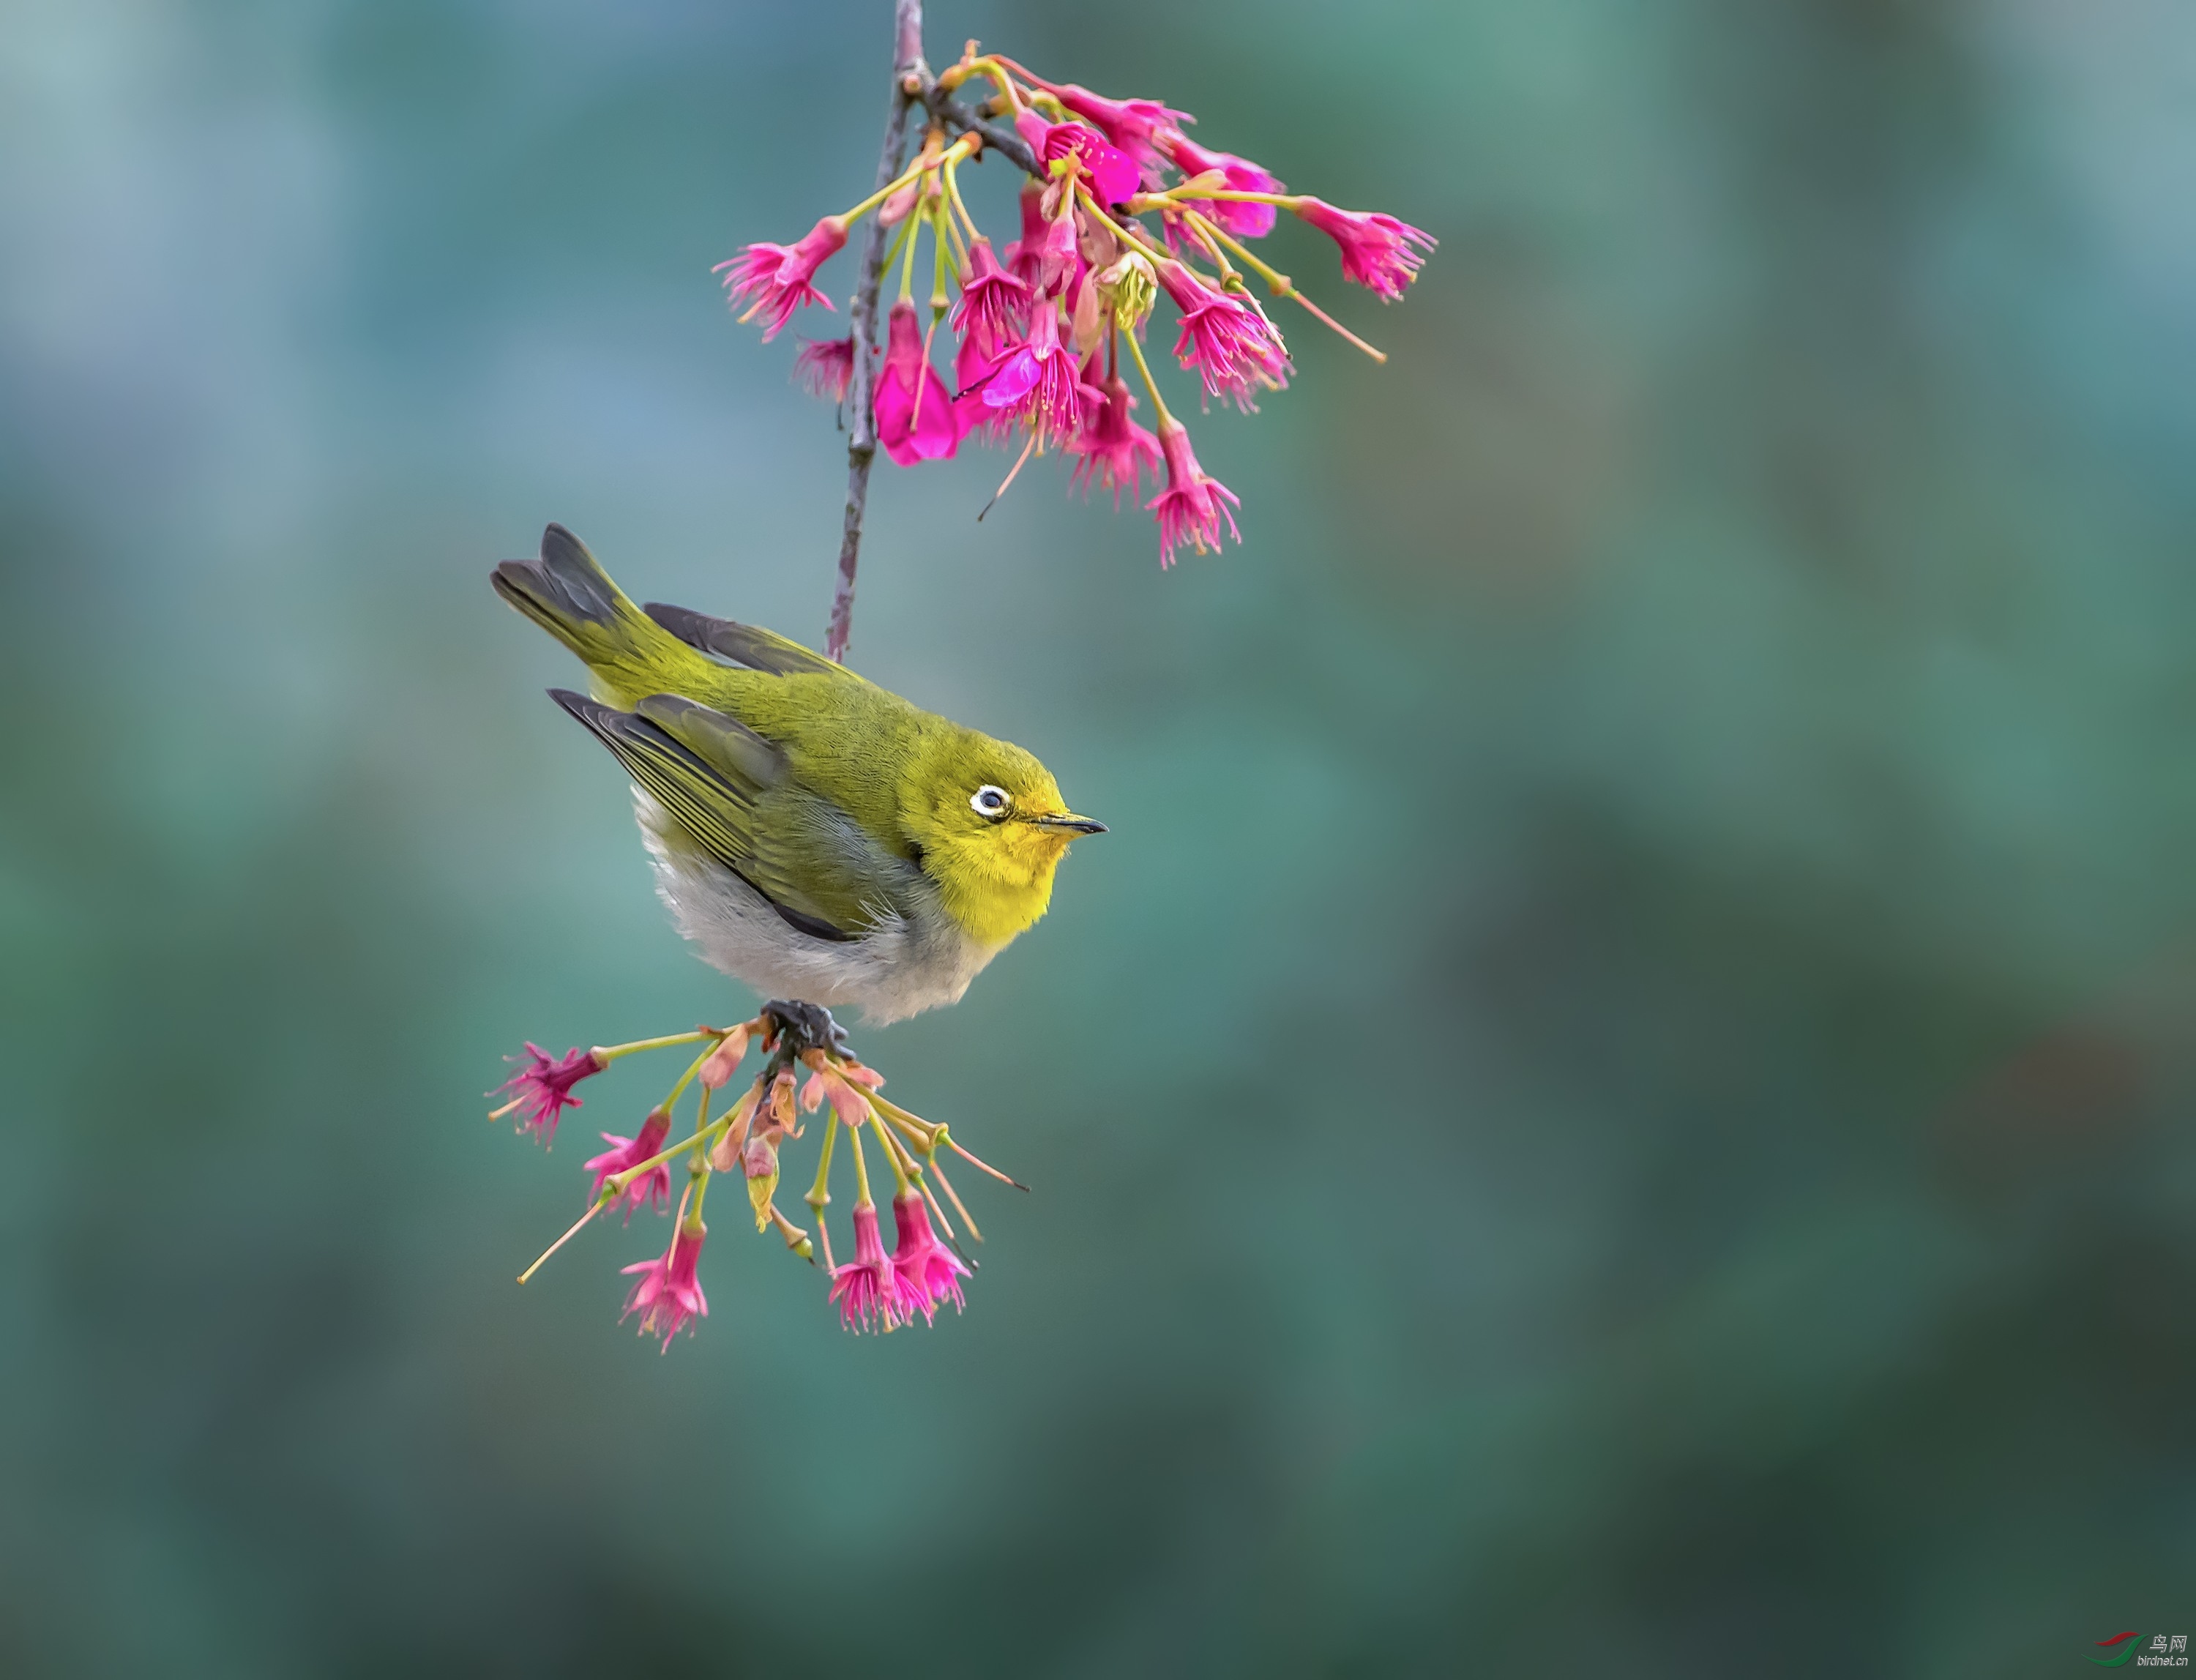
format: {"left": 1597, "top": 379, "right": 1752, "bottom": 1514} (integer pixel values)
{"left": 971, "top": 784, "right": 1012, "bottom": 821}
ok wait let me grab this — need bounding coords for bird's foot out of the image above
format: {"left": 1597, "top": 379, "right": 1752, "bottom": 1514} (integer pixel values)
{"left": 758, "top": 999, "right": 853, "bottom": 1062}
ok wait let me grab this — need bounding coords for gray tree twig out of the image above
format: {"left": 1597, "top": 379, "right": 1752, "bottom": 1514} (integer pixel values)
{"left": 824, "top": 6, "right": 1042, "bottom": 661}
{"left": 825, "top": 0, "right": 927, "bottom": 664}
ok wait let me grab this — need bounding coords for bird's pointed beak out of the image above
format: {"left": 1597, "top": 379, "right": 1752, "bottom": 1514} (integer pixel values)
{"left": 1029, "top": 813, "right": 1108, "bottom": 835}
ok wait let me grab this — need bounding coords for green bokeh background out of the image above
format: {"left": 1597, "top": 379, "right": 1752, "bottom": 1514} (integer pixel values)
{"left": 5, "top": 2, "right": 2195, "bottom": 1675}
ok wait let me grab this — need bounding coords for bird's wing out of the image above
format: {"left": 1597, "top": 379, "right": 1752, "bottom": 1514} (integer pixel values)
{"left": 550, "top": 689, "right": 902, "bottom": 941}
{"left": 640, "top": 602, "right": 855, "bottom": 681}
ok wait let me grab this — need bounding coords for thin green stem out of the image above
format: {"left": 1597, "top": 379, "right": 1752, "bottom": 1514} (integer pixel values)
{"left": 657, "top": 1039, "right": 720, "bottom": 1116}
{"left": 896, "top": 195, "right": 922, "bottom": 304}
{"left": 934, "top": 198, "right": 966, "bottom": 282}
{"left": 594, "top": 1030, "right": 713, "bottom": 1064}
{"left": 957, "top": 57, "right": 1023, "bottom": 114}
{"left": 806, "top": 1101, "right": 837, "bottom": 1209}
{"left": 1138, "top": 188, "right": 1307, "bottom": 211}
{"left": 941, "top": 157, "right": 983, "bottom": 245}
{"left": 607, "top": 1119, "right": 729, "bottom": 1193}
{"left": 848, "top": 1121, "right": 873, "bottom": 1208}
{"left": 1119, "top": 321, "right": 1176, "bottom": 430}
{"left": 868, "top": 1108, "right": 912, "bottom": 1196}
{"left": 928, "top": 200, "right": 957, "bottom": 310}
{"left": 689, "top": 1154, "right": 712, "bottom": 1222}
{"left": 1074, "top": 184, "right": 1171, "bottom": 270}
{"left": 805, "top": 1100, "right": 839, "bottom": 1271}
{"left": 837, "top": 135, "right": 973, "bottom": 227}
{"left": 876, "top": 1113, "right": 922, "bottom": 1183}
{"left": 1179, "top": 209, "right": 1238, "bottom": 283}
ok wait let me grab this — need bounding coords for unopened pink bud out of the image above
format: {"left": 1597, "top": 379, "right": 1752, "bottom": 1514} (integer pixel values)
{"left": 698, "top": 1025, "right": 750, "bottom": 1089}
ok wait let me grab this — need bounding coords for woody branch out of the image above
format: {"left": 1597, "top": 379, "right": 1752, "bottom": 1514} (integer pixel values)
{"left": 825, "top": 4, "right": 1046, "bottom": 662}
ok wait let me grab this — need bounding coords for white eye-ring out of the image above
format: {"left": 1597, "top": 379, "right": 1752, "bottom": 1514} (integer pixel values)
{"left": 971, "top": 784, "right": 1012, "bottom": 820}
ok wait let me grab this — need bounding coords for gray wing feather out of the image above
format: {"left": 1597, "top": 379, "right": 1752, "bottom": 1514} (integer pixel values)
{"left": 642, "top": 602, "right": 847, "bottom": 679}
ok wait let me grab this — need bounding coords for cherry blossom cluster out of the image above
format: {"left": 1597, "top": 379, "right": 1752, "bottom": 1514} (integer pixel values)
{"left": 717, "top": 43, "right": 1433, "bottom": 567}
{"left": 492, "top": 1006, "right": 1012, "bottom": 1347}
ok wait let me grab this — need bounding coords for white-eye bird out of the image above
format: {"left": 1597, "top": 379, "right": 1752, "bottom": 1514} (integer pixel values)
{"left": 493, "top": 525, "right": 1105, "bottom": 1023}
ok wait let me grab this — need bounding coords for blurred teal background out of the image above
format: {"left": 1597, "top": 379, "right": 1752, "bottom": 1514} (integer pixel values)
{"left": 4, "top": 1, "right": 2195, "bottom": 1675}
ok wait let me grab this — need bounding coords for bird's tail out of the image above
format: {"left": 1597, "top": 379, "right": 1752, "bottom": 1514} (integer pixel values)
{"left": 492, "top": 524, "right": 692, "bottom": 701}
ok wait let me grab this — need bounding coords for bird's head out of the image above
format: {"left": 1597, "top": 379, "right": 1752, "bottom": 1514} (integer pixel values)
{"left": 900, "top": 728, "right": 1105, "bottom": 947}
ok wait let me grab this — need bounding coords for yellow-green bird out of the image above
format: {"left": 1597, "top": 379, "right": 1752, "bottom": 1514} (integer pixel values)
{"left": 493, "top": 525, "right": 1105, "bottom": 1024}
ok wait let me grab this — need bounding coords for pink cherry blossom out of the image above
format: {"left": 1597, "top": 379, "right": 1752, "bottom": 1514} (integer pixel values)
{"left": 792, "top": 335, "right": 855, "bottom": 401}
{"left": 1035, "top": 210, "right": 1081, "bottom": 299}
{"left": 1146, "top": 420, "right": 1241, "bottom": 568}
{"left": 1162, "top": 132, "right": 1285, "bottom": 239}
{"left": 1002, "top": 180, "right": 1049, "bottom": 293}
{"left": 1068, "top": 373, "right": 1163, "bottom": 508}
{"left": 713, "top": 215, "right": 847, "bottom": 341}
{"left": 620, "top": 1220, "right": 708, "bottom": 1349}
{"left": 583, "top": 1108, "right": 673, "bottom": 1222}
{"left": 698, "top": 1022, "right": 753, "bottom": 1088}
{"left": 1293, "top": 198, "right": 1437, "bottom": 301}
{"left": 1050, "top": 84, "right": 1194, "bottom": 179}
{"left": 891, "top": 1192, "right": 971, "bottom": 1324}
{"left": 952, "top": 332, "right": 1018, "bottom": 447}
{"left": 1156, "top": 260, "right": 1291, "bottom": 408}
{"left": 873, "top": 302, "right": 966, "bottom": 466}
{"left": 1015, "top": 111, "right": 1140, "bottom": 207}
{"left": 490, "top": 1042, "right": 604, "bottom": 1146}
{"left": 949, "top": 238, "right": 1031, "bottom": 351}
{"left": 973, "top": 306, "right": 1091, "bottom": 441}
{"left": 828, "top": 1202, "right": 915, "bottom": 1333}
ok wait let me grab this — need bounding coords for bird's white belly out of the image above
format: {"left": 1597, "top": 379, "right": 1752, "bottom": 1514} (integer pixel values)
{"left": 632, "top": 791, "right": 1000, "bottom": 1025}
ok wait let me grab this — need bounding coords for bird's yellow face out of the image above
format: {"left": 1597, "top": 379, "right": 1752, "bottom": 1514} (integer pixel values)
{"left": 901, "top": 730, "right": 1105, "bottom": 948}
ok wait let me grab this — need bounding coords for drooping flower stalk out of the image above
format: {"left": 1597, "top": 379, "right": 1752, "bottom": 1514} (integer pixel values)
{"left": 1118, "top": 322, "right": 1239, "bottom": 567}
{"left": 702, "top": 34, "right": 1425, "bottom": 580}
{"left": 502, "top": 1004, "right": 1013, "bottom": 1343}
{"left": 826, "top": 1122, "right": 919, "bottom": 1333}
